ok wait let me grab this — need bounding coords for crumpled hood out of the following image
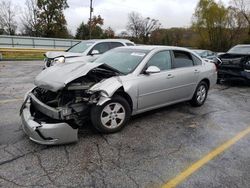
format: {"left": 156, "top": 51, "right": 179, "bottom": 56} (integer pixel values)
{"left": 35, "top": 62, "right": 103, "bottom": 92}
{"left": 45, "top": 51, "right": 84, "bottom": 59}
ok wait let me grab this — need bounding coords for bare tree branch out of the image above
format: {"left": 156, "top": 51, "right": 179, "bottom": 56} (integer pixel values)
{"left": 231, "top": 0, "right": 250, "bottom": 34}
{"left": 21, "top": 0, "right": 40, "bottom": 36}
{"left": 126, "top": 12, "right": 161, "bottom": 43}
{"left": 0, "top": 0, "right": 17, "bottom": 35}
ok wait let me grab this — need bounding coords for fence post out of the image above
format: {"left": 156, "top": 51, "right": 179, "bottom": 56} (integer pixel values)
{"left": 32, "top": 38, "right": 35, "bottom": 48}
{"left": 11, "top": 37, "right": 14, "bottom": 47}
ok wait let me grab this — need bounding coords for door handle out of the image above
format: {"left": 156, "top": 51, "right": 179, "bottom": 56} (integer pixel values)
{"left": 166, "top": 74, "right": 174, "bottom": 79}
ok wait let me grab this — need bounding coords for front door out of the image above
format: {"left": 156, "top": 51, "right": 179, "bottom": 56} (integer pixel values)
{"left": 137, "top": 50, "right": 177, "bottom": 110}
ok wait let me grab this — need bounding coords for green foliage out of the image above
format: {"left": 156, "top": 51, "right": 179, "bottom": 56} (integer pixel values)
{"left": 192, "top": 0, "right": 230, "bottom": 51}
{"left": 150, "top": 28, "right": 198, "bottom": 47}
{"left": 75, "top": 15, "right": 114, "bottom": 39}
{"left": 75, "top": 23, "right": 104, "bottom": 40}
{"left": 75, "top": 22, "right": 89, "bottom": 40}
{"left": 103, "top": 27, "right": 115, "bottom": 38}
{"left": 37, "top": 0, "right": 69, "bottom": 38}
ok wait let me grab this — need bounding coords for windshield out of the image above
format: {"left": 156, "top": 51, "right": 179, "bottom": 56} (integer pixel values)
{"left": 94, "top": 48, "right": 149, "bottom": 74}
{"left": 193, "top": 50, "right": 206, "bottom": 57}
{"left": 66, "top": 41, "right": 94, "bottom": 53}
{"left": 228, "top": 46, "right": 250, "bottom": 54}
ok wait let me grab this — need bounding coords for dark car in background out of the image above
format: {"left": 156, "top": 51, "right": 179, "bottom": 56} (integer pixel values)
{"left": 217, "top": 44, "right": 250, "bottom": 83}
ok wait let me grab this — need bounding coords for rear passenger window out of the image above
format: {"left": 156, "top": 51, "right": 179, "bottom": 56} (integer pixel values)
{"left": 109, "top": 42, "right": 124, "bottom": 49}
{"left": 147, "top": 51, "right": 172, "bottom": 71}
{"left": 173, "top": 50, "right": 194, "bottom": 68}
{"left": 192, "top": 54, "right": 202, "bottom": 65}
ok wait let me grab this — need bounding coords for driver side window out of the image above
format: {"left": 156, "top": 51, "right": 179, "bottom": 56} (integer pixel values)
{"left": 147, "top": 51, "right": 172, "bottom": 71}
{"left": 90, "top": 42, "right": 110, "bottom": 55}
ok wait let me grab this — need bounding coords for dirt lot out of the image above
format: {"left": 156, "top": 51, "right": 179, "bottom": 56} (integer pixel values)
{"left": 0, "top": 61, "right": 250, "bottom": 188}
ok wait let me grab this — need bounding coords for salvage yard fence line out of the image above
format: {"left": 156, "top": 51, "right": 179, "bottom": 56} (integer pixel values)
{"left": 0, "top": 35, "right": 81, "bottom": 49}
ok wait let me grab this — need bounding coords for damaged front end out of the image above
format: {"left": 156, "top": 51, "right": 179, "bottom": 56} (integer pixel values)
{"left": 20, "top": 63, "right": 122, "bottom": 145}
{"left": 218, "top": 54, "right": 250, "bottom": 82}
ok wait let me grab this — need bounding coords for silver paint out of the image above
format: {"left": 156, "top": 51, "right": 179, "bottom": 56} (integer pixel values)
{"left": 21, "top": 46, "right": 217, "bottom": 145}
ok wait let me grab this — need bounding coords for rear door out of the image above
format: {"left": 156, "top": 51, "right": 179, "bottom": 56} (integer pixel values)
{"left": 170, "top": 50, "right": 200, "bottom": 100}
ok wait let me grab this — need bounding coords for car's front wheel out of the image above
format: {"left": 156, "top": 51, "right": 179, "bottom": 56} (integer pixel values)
{"left": 190, "top": 81, "right": 208, "bottom": 107}
{"left": 90, "top": 95, "right": 131, "bottom": 133}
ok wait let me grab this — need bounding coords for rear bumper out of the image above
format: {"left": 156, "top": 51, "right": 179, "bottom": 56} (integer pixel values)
{"left": 20, "top": 98, "right": 78, "bottom": 145}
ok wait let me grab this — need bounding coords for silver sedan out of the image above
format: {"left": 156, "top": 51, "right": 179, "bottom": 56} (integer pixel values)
{"left": 20, "top": 46, "right": 217, "bottom": 145}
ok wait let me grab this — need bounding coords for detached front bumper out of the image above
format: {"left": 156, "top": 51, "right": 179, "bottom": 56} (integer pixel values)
{"left": 20, "top": 96, "right": 78, "bottom": 145}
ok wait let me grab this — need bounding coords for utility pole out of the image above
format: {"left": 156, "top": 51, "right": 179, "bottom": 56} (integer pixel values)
{"left": 89, "top": 0, "right": 93, "bottom": 39}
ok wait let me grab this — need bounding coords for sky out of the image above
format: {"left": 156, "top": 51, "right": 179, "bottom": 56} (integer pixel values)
{"left": 16, "top": 0, "right": 231, "bottom": 35}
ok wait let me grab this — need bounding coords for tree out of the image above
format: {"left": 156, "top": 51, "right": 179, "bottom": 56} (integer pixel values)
{"left": 126, "top": 12, "right": 161, "bottom": 43}
{"left": 89, "top": 15, "right": 104, "bottom": 27}
{"left": 126, "top": 12, "right": 144, "bottom": 38}
{"left": 0, "top": 0, "right": 17, "bottom": 35}
{"left": 88, "top": 15, "right": 104, "bottom": 39}
{"left": 150, "top": 28, "right": 198, "bottom": 47}
{"left": 75, "top": 22, "right": 89, "bottom": 39}
{"left": 37, "top": 0, "right": 69, "bottom": 38}
{"left": 103, "top": 27, "right": 115, "bottom": 38}
{"left": 141, "top": 17, "right": 161, "bottom": 43}
{"left": 75, "top": 15, "right": 105, "bottom": 39}
{"left": 231, "top": 0, "right": 250, "bottom": 39}
{"left": 21, "top": 0, "right": 40, "bottom": 36}
{"left": 118, "top": 31, "right": 129, "bottom": 38}
{"left": 192, "top": 0, "right": 230, "bottom": 51}
{"left": 226, "top": 6, "right": 248, "bottom": 45}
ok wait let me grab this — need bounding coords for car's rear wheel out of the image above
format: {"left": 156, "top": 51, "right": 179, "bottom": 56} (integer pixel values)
{"left": 190, "top": 81, "right": 208, "bottom": 107}
{"left": 90, "top": 95, "right": 131, "bottom": 133}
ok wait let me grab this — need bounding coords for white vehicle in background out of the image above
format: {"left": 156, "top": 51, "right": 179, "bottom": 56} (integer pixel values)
{"left": 44, "top": 39, "right": 135, "bottom": 68}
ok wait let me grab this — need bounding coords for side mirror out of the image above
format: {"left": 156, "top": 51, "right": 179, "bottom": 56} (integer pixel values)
{"left": 91, "top": 50, "right": 100, "bottom": 56}
{"left": 145, "top": 66, "right": 161, "bottom": 74}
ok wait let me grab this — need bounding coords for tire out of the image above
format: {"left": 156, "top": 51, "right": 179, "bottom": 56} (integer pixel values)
{"left": 90, "top": 95, "right": 131, "bottom": 133}
{"left": 190, "top": 81, "right": 208, "bottom": 107}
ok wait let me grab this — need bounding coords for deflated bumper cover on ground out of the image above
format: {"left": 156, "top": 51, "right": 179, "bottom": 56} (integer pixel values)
{"left": 20, "top": 95, "right": 78, "bottom": 145}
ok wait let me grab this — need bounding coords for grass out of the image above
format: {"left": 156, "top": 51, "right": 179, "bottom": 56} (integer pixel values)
{"left": 0, "top": 48, "right": 64, "bottom": 60}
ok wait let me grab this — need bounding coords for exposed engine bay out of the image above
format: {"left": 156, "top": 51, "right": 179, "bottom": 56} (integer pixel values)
{"left": 29, "top": 65, "right": 121, "bottom": 128}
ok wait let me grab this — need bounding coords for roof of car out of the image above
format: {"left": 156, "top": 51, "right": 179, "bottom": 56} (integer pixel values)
{"left": 234, "top": 44, "right": 250, "bottom": 47}
{"left": 118, "top": 45, "right": 193, "bottom": 51}
{"left": 192, "top": 49, "right": 207, "bottom": 52}
{"left": 81, "top": 39, "right": 134, "bottom": 43}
